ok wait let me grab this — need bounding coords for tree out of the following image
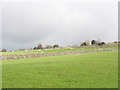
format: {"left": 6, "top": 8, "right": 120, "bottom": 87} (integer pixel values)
{"left": 91, "top": 40, "right": 96, "bottom": 45}
{"left": 34, "top": 43, "right": 43, "bottom": 50}
{"left": 33, "top": 47, "right": 37, "bottom": 50}
{"left": 36, "top": 43, "right": 43, "bottom": 49}
{"left": 1, "top": 49, "right": 6, "bottom": 52}
{"left": 53, "top": 44, "right": 59, "bottom": 48}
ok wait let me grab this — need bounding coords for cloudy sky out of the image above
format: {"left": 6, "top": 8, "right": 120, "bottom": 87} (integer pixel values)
{"left": 0, "top": 0, "right": 118, "bottom": 51}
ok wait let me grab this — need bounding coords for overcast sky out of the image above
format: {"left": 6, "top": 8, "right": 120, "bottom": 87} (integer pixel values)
{"left": 0, "top": 0, "right": 118, "bottom": 51}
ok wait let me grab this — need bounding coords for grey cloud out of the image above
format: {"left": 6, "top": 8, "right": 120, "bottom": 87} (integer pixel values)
{"left": 1, "top": 1, "right": 118, "bottom": 50}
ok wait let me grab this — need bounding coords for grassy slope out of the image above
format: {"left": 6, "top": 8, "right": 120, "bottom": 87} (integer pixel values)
{"left": 2, "top": 51, "right": 118, "bottom": 88}
{"left": 1, "top": 46, "right": 118, "bottom": 55}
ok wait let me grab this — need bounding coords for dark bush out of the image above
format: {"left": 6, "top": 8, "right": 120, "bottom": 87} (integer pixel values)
{"left": 33, "top": 47, "right": 37, "bottom": 50}
{"left": 91, "top": 40, "right": 96, "bottom": 45}
{"left": 1, "top": 49, "right": 7, "bottom": 52}
{"left": 114, "top": 41, "right": 117, "bottom": 43}
{"left": 101, "top": 42, "right": 105, "bottom": 44}
{"left": 34, "top": 43, "right": 43, "bottom": 50}
{"left": 98, "top": 42, "right": 105, "bottom": 46}
{"left": 36, "top": 43, "right": 43, "bottom": 49}
{"left": 53, "top": 44, "right": 59, "bottom": 48}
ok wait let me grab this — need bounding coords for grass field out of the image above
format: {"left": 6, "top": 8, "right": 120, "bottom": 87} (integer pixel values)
{"left": 2, "top": 51, "right": 118, "bottom": 88}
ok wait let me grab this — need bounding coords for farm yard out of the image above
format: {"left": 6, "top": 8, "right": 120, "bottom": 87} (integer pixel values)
{"left": 1, "top": 43, "right": 118, "bottom": 88}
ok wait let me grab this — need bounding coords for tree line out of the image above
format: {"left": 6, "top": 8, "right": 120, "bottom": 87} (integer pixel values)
{"left": 1, "top": 40, "right": 119, "bottom": 52}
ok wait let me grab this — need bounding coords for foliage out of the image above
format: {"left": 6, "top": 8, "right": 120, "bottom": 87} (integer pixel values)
{"left": 91, "top": 40, "right": 96, "bottom": 45}
{"left": 53, "top": 44, "right": 59, "bottom": 48}
{"left": 1, "top": 49, "right": 6, "bottom": 52}
{"left": 98, "top": 42, "right": 105, "bottom": 46}
{"left": 45, "top": 45, "right": 53, "bottom": 49}
{"left": 34, "top": 43, "right": 43, "bottom": 50}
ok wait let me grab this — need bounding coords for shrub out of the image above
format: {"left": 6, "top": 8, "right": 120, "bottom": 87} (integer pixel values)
{"left": 91, "top": 40, "right": 96, "bottom": 45}
{"left": 34, "top": 43, "right": 43, "bottom": 50}
{"left": 53, "top": 44, "right": 59, "bottom": 48}
{"left": 36, "top": 43, "right": 43, "bottom": 49}
{"left": 98, "top": 42, "right": 105, "bottom": 46}
{"left": 114, "top": 41, "right": 117, "bottom": 43}
{"left": 1, "top": 49, "right": 7, "bottom": 52}
{"left": 45, "top": 45, "right": 52, "bottom": 49}
{"left": 33, "top": 47, "right": 37, "bottom": 50}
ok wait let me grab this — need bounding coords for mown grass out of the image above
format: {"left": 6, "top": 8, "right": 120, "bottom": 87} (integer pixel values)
{"left": 2, "top": 51, "right": 118, "bottom": 88}
{"left": 1, "top": 46, "right": 118, "bottom": 55}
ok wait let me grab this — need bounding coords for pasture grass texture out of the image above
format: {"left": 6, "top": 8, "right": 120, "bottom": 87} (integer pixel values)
{"left": 2, "top": 51, "right": 118, "bottom": 88}
{"left": 1, "top": 46, "right": 118, "bottom": 55}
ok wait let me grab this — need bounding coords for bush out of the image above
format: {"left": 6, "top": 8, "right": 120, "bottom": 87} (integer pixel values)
{"left": 91, "top": 40, "right": 97, "bottom": 45}
{"left": 114, "top": 41, "right": 117, "bottom": 43}
{"left": 98, "top": 42, "right": 105, "bottom": 46}
{"left": 1, "top": 49, "right": 7, "bottom": 52}
{"left": 37, "top": 44, "right": 42, "bottom": 49}
{"left": 45, "top": 45, "right": 52, "bottom": 49}
{"left": 33, "top": 47, "right": 37, "bottom": 50}
{"left": 53, "top": 44, "right": 59, "bottom": 48}
{"left": 34, "top": 43, "right": 43, "bottom": 50}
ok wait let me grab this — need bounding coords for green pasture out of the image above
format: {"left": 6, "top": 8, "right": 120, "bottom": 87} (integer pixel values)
{"left": 2, "top": 51, "right": 118, "bottom": 88}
